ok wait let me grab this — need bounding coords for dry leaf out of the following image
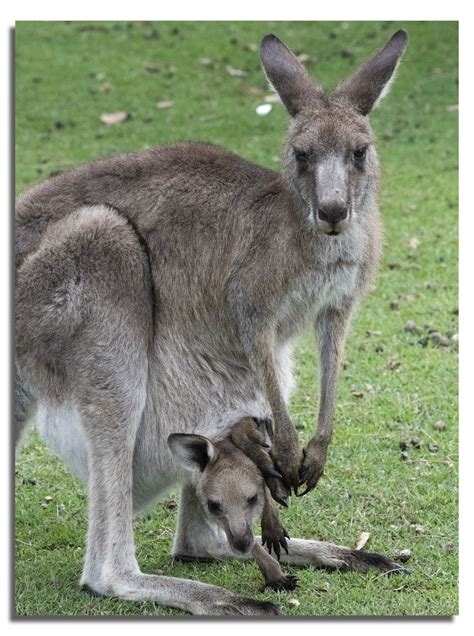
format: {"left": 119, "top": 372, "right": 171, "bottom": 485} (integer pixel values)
{"left": 387, "top": 359, "right": 401, "bottom": 371}
{"left": 100, "top": 82, "right": 113, "bottom": 93}
{"left": 408, "top": 237, "right": 420, "bottom": 249}
{"left": 296, "top": 53, "right": 313, "bottom": 64}
{"left": 225, "top": 65, "right": 248, "bottom": 77}
{"left": 446, "top": 104, "right": 458, "bottom": 112}
{"left": 434, "top": 420, "right": 446, "bottom": 431}
{"left": 351, "top": 390, "right": 364, "bottom": 399}
{"left": 143, "top": 63, "right": 160, "bottom": 74}
{"left": 411, "top": 523, "right": 426, "bottom": 534}
{"left": 199, "top": 57, "right": 213, "bottom": 66}
{"left": 264, "top": 94, "right": 280, "bottom": 103}
{"left": 100, "top": 111, "right": 129, "bottom": 125}
{"left": 241, "top": 86, "right": 265, "bottom": 96}
{"left": 405, "top": 320, "right": 423, "bottom": 334}
{"left": 355, "top": 531, "right": 370, "bottom": 550}
{"left": 287, "top": 598, "right": 300, "bottom": 607}
{"left": 366, "top": 329, "right": 382, "bottom": 337}
{"left": 156, "top": 100, "right": 174, "bottom": 109}
{"left": 429, "top": 331, "right": 450, "bottom": 347}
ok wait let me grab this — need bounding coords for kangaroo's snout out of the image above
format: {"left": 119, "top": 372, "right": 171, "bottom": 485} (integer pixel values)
{"left": 315, "top": 203, "right": 351, "bottom": 235}
{"left": 318, "top": 201, "right": 348, "bottom": 225}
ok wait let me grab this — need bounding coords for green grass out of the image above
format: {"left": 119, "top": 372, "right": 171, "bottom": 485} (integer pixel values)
{"left": 15, "top": 20, "right": 458, "bottom": 617}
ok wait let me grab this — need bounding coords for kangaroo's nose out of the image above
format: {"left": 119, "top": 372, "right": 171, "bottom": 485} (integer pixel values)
{"left": 318, "top": 202, "right": 348, "bottom": 225}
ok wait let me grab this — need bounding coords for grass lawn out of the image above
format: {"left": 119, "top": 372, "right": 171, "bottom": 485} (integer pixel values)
{"left": 14, "top": 20, "right": 458, "bottom": 617}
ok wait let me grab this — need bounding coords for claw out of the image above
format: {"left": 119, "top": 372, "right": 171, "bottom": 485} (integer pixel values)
{"left": 265, "top": 468, "right": 283, "bottom": 479}
{"left": 296, "top": 484, "right": 314, "bottom": 497}
{"left": 280, "top": 537, "right": 289, "bottom": 555}
{"left": 272, "top": 494, "right": 289, "bottom": 508}
{"left": 299, "top": 465, "right": 309, "bottom": 481}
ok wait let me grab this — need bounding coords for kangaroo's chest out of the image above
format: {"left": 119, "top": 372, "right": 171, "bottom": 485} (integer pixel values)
{"left": 275, "top": 259, "right": 359, "bottom": 340}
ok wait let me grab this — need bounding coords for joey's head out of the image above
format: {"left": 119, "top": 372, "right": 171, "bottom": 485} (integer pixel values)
{"left": 168, "top": 433, "right": 265, "bottom": 554}
{"left": 260, "top": 30, "right": 408, "bottom": 235}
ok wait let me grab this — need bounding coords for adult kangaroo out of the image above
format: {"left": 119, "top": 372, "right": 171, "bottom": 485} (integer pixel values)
{"left": 15, "top": 30, "right": 408, "bottom": 615}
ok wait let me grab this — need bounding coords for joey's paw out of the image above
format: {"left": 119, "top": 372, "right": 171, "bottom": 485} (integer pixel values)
{"left": 207, "top": 595, "right": 284, "bottom": 616}
{"left": 262, "top": 526, "right": 290, "bottom": 561}
{"left": 265, "top": 474, "right": 289, "bottom": 507}
{"left": 297, "top": 440, "right": 327, "bottom": 496}
{"left": 263, "top": 575, "right": 298, "bottom": 592}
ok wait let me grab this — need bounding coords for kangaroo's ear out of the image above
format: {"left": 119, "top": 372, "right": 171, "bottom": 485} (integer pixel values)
{"left": 168, "top": 434, "right": 215, "bottom": 472}
{"left": 333, "top": 30, "right": 408, "bottom": 115}
{"left": 260, "top": 34, "right": 323, "bottom": 116}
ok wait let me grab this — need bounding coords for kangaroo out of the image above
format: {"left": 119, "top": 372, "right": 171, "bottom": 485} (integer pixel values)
{"left": 168, "top": 416, "right": 297, "bottom": 591}
{"left": 15, "top": 30, "right": 408, "bottom": 615}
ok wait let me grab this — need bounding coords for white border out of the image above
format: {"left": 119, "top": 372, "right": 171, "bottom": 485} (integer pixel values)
{"left": 2, "top": 2, "right": 470, "bottom": 634}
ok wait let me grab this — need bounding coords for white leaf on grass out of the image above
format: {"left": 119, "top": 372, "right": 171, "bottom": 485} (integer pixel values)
{"left": 355, "top": 531, "right": 370, "bottom": 550}
{"left": 256, "top": 104, "right": 272, "bottom": 116}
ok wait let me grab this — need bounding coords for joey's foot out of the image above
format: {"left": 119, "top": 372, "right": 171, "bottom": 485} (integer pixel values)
{"left": 263, "top": 575, "right": 298, "bottom": 592}
{"left": 297, "top": 439, "right": 328, "bottom": 496}
{"left": 204, "top": 595, "right": 284, "bottom": 616}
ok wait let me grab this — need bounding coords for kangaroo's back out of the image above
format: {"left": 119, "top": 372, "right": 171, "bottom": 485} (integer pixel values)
{"left": 15, "top": 142, "right": 285, "bottom": 270}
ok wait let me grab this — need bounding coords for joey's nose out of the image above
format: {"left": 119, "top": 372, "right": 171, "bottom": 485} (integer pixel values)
{"left": 318, "top": 203, "right": 348, "bottom": 225}
{"left": 230, "top": 535, "right": 252, "bottom": 554}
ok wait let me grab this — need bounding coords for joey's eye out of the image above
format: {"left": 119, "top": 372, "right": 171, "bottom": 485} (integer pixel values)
{"left": 207, "top": 500, "right": 222, "bottom": 515}
{"left": 247, "top": 494, "right": 258, "bottom": 506}
{"left": 353, "top": 147, "right": 367, "bottom": 161}
{"left": 294, "top": 150, "right": 309, "bottom": 163}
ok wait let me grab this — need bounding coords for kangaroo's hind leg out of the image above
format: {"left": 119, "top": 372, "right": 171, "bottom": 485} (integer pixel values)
{"left": 15, "top": 205, "right": 281, "bottom": 615}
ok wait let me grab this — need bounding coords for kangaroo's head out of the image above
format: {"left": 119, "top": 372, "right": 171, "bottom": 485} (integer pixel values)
{"left": 168, "top": 433, "right": 266, "bottom": 554}
{"left": 261, "top": 30, "right": 407, "bottom": 235}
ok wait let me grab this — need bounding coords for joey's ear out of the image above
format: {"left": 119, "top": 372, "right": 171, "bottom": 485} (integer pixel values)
{"left": 167, "top": 434, "right": 215, "bottom": 472}
{"left": 260, "top": 34, "right": 323, "bottom": 116}
{"left": 333, "top": 30, "right": 408, "bottom": 115}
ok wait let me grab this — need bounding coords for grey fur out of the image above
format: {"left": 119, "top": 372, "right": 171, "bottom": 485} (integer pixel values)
{"left": 15, "top": 30, "right": 407, "bottom": 615}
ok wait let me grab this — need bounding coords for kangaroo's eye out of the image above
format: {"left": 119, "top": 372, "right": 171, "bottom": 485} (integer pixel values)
{"left": 207, "top": 500, "right": 222, "bottom": 515}
{"left": 294, "top": 150, "right": 309, "bottom": 163}
{"left": 247, "top": 494, "right": 258, "bottom": 506}
{"left": 353, "top": 147, "right": 367, "bottom": 161}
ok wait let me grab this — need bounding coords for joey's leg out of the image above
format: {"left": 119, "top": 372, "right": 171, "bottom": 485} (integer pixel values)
{"left": 252, "top": 542, "right": 298, "bottom": 591}
{"left": 257, "top": 537, "right": 410, "bottom": 574}
{"left": 299, "top": 304, "right": 353, "bottom": 495}
{"left": 261, "top": 487, "right": 290, "bottom": 560}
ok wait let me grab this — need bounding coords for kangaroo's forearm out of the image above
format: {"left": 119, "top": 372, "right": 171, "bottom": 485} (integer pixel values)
{"left": 313, "top": 305, "right": 353, "bottom": 447}
{"left": 253, "top": 332, "right": 294, "bottom": 442}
